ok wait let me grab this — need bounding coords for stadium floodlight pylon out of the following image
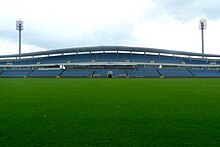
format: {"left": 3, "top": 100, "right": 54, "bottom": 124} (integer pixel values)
{"left": 16, "top": 19, "right": 24, "bottom": 59}
{"left": 199, "top": 18, "right": 207, "bottom": 58}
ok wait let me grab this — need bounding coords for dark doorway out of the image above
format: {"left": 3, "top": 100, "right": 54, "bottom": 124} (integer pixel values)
{"left": 108, "top": 74, "right": 113, "bottom": 78}
{"left": 107, "top": 71, "right": 113, "bottom": 78}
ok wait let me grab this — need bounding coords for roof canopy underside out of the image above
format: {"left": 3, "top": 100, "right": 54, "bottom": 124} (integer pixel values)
{"left": 1, "top": 46, "right": 220, "bottom": 59}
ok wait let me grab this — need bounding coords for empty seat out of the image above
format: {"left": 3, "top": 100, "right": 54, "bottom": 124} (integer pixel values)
{"left": 127, "top": 68, "right": 160, "bottom": 78}
{"left": 190, "top": 69, "right": 220, "bottom": 77}
{"left": 28, "top": 70, "right": 63, "bottom": 77}
{"left": 158, "top": 68, "right": 193, "bottom": 77}
{"left": 93, "top": 70, "right": 108, "bottom": 77}
{"left": 0, "top": 70, "right": 33, "bottom": 77}
{"left": 61, "top": 69, "right": 94, "bottom": 77}
{"left": 96, "top": 53, "right": 125, "bottom": 62}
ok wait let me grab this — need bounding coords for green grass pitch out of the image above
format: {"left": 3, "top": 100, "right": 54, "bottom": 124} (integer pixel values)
{"left": 0, "top": 78, "right": 220, "bottom": 146}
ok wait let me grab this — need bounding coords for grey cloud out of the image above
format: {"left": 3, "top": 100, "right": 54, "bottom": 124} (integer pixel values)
{"left": 2, "top": 0, "right": 220, "bottom": 53}
{"left": 0, "top": 30, "right": 17, "bottom": 42}
{"left": 21, "top": 21, "right": 135, "bottom": 49}
{"left": 152, "top": 0, "right": 220, "bottom": 21}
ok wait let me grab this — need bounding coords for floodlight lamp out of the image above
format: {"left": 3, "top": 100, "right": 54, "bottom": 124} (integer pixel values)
{"left": 199, "top": 18, "right": 207, "bottom": 29}
{"left": 16, "top": 19, "right": 24, "bottom": 30}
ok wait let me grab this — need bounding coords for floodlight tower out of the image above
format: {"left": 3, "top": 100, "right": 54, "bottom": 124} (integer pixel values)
{"left": 199, "top": 18, "right": 207, "bottom": 58}
{"left": 16, "top": 19, "right": 24, "bottom": 59}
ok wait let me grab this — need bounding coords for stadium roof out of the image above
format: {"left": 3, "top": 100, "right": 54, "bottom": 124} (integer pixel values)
{"left": 1, "top": 46, "right": 220, "bottom": 59}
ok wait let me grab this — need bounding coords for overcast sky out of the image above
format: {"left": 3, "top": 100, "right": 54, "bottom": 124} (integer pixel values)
{"left": 0, "top": 0, "right": 220, "bottom": 55}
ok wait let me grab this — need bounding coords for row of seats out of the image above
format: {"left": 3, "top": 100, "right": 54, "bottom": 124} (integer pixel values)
{"left": 28, "top": 70, "right": 63, "bottom": 77}
{"left": 158, "top": 68, "right": 194, "bottom": 77}
{"left": 190, "top": 69, "right": 220, "bottom": 77}
{"left": 1, "top": 68, "right": 220, "bottom": 78}
{"left": 127, "top": 68, "right": 160, "bottom": 77}
{"left": 0, "top": 70, "right": 33, "bottom": 78}
{"left": 0, "top": 53, "right": 215, "bottom": 65}
{"left": 62, "top": 70, "right": 94, "bottom": 77}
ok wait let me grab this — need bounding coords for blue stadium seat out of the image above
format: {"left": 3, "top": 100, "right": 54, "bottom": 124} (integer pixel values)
{"left": 127, "top": 54, "right": 148, "bottom": 62}
{"left": 92, "top": 69, "right": 127, "bottom": 78}
{"left": 28, "top": 69, "right": 63, "bottom": 77}
{"left": 189, "top": 69, "right": 220, "bottom": 77}
{"left": 0, "top": 62, "right": 6, "bottom": 65}
{"left": 10, "top": 59, "right": 36, "bottom": 65}
{"left": 96, "top": 53, "right": 125, "bottom": 62}
{"left": 93, "top": 70, "right": 108, "bottom": 77}
{"left": 111, "top": 69, "right": 127, "bottom": 77}
{"left": 38, "top": 56, "right": 67, "bottom": 64}
{"left": 183, "top": 59, "right": 209, "bottom": 65}
{"left": 127, "top": 68, "right": 160, "bottom": 78}
{"left": 68, "top": 54, "right": 96, "bottom": 63}
{"left": 155, "top": 56, "right": 181, "bottom": 64}
{"left": 0, "top": 70, "right": 33, "bottom": 77}
{"left": 158, "top": 68, "right": 193, "bottom": 77}
{"left": 0, "top": 70, "right": 4, "bottom": 75}
{"left": 61, "top": 69, "right": 94, "bottom": 77}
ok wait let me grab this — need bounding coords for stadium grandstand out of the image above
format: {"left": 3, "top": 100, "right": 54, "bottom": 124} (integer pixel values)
{"left": 1, "top": 46, "right": 220, "bottom": 78}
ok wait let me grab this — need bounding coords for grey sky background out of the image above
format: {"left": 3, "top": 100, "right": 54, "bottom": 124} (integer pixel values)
{"left": 0, "top": 0, "right": 220, "bottom": 55}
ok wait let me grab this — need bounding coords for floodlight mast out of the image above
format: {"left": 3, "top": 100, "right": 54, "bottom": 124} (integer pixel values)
{"left": 16, "top": 19, "right": 23, "bottom": 59}
{"left": 199, "top": 18, "right": 207, "bottom": 58}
